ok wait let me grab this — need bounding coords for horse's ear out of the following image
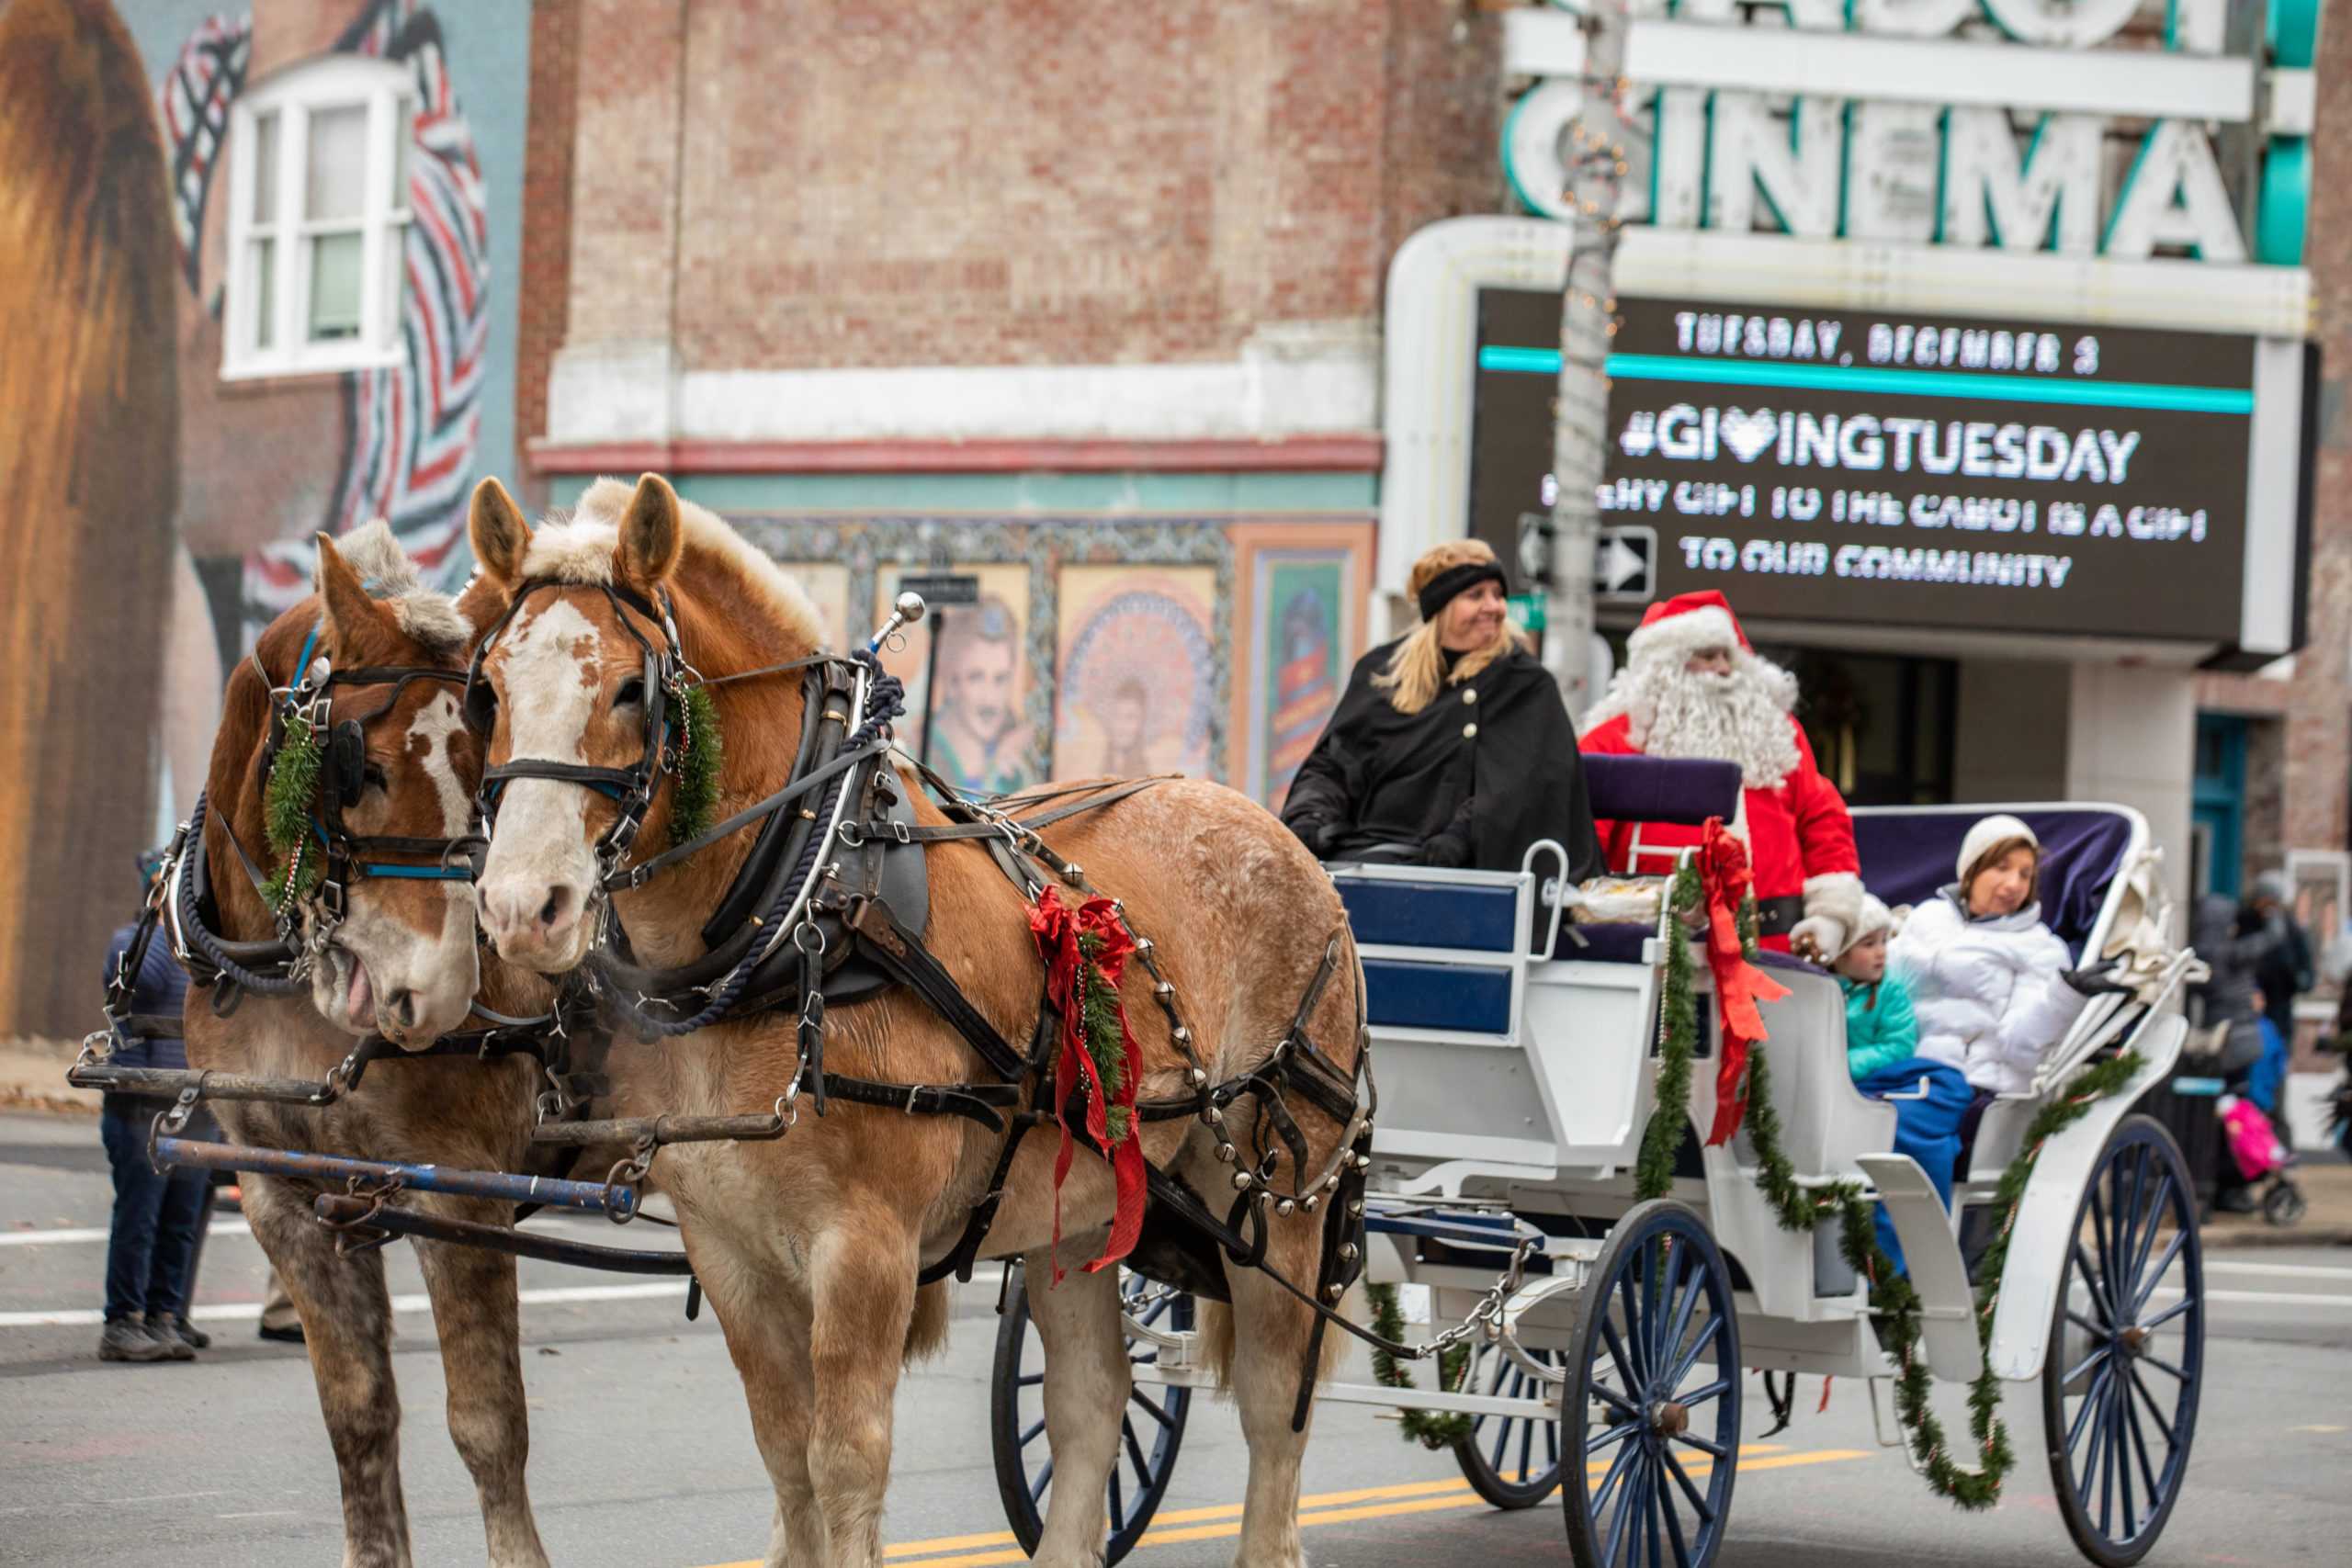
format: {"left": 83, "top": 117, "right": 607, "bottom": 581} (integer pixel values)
{"left": 616, "top": 473, "right": 684, "bottom": 590}
{"left": 315, "top": 533, "right": 398, "bottom": 654}
{"left": 469, "top": 476, "right": 531, "bottom": 586}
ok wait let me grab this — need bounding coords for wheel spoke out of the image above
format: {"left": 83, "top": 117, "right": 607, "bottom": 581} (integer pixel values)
{"left": 1017, "top": 1371, "right": 1046, "bottom": 1389}
{"left": 1489, "top": 1412, "right": 1514, "bottom": 1473}
{"left": 2086, "top": 1190, "right": 2118, "bottom": 1315}
{"left": 2072, "top": 1242, "right": 2115, "bottom": 1325}
{"left": 1617, "top": 1266, "right": 1652, "bottom": 1383}
{"left": 2098, "top": 1379, "right": 2120, "bottom": 1538}
{"left": 2114, "top": 1148, "right": 2151, "bottom": 1302}
{"left": 2123, "top": 1372, "right": 2160, "bottom": 1529}
{"left": 1661, "top": 1303, "right": 1721, "bottom": 1393}
{"left": 2062, "top": 1343, "right": 2112, "bottom": 1388}
{"left": 2113, "top": 1372, "right": 2137, "bottom": 1540}
{"left": 1657, "top": 1261, "right": 1705, "bottom": 1391}
{"left": 1107, "top": 1458, "right": 1126, "bottom": 1534}
{"left": 2124, "top": 1177, "right": 2174, "bottom": 1300}
{"left": 1601, "top": 1319, "right": 1645, "bottom": 1395}
{"left": 2126, "top": 1365, "right": 2177, "bottom": 1450}
{"left": 1123, "top": 1417, "right": 1151, "bottom": 1488}
{"left": 1030, "top": 1454, "right": 1055, "bottom": 1503}
{"left": 1590, "top": 1434, "right": 1641, "bottom": 1529}
{"left": 2065, "top": 1362, "right": 2115, "bottom": 1460}
{"left": 2137, "top": 1350, "right": 2189, "bottom": 1382}
{"left": 1662, "top": 1449, "right": 1716, "bottom": 1524}
{"left": 1129, "top": 1388, "right": 1175, "bottom": 1429}
{"left": 1590, "top": 1379, "right": 1642, "bottom": 1417}
{"left": 1586, "top": 1416, "right": 1642, "bottom": 1456}
{"left": 1670, "top": 1429, "right": 1726, "bottom": 1459}
{"left": 2078, "top": 1378, "right": 2110, "bottom": 1506}
{"left": 1675, "top": 1378, "right": 1731, "bottom": 1409}
{"left": 2129, "top": 1230, "right": 2189, "bottom": 1317}
{"left": 2139, "top": 1293, "right": 2197, "bottom": 1332}
{"left": 1648, "top": 1244, "right": 1690, "bottom": 1376}
{"left": 1657, "top": 1456, "right": 1694, "bottom": 1568}
{"left": 1516, "top": 1407, "right": 1535, "bottom": 1484}
{"left": 2065, "top": 1308, "right": 2110, "bottom": 1339}
{"left": 1020, "top": 1416, "right": 1046, "bottom": 1449}
{"left": 1643, "top": 1450, "right": 1664, "bottom": 1568}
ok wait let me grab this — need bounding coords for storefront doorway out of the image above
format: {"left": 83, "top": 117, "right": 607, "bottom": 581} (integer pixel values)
{"left": 1767, "top": 646, "right": 1958, "bottom": 807}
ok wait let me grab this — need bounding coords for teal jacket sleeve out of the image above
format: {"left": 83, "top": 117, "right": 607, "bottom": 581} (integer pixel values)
{"left": 1846, "top": 977, "right": 1920, "bottom": 1079}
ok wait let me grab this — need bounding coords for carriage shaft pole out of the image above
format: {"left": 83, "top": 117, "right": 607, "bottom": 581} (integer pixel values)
{"left": 153, "top": 1136, "right": 634, "bottom": 1217}
{"left": 311, "top": 1195, "right": 693, "bottom": 1272}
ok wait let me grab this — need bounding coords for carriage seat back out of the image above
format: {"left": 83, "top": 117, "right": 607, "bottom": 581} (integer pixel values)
{"left": 1582, "top": 754, "right": 1744, "bottom": 828}
{"left": 1850, "top": 806, "right": 2141, "bottom": 962}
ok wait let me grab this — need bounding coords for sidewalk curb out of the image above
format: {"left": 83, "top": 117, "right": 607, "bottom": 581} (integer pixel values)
{"left": 2201, "top": 1222, "right": 2352, "bottom": 1250}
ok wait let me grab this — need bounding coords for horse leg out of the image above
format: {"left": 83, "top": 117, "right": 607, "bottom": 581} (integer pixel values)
{"left": 1023, "top": 1252, "right": 1128, "bottom": 1568}
{"left": 802, "top": 1224, "right": 919, "bottom": 1568}
{"left": 1219, "top": 1222, "right": 1328, "bottom": 1568}
{"left": 409, "top": 1203, "right": 551, "bottom": 1568}
{"left": 701, "top": 1255, "right": 826, "bottom": 1566}
{"left": 243, "top": 1172, "right": 413, "bottom": 1568}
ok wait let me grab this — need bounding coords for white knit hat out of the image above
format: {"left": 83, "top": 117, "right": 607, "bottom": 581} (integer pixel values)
{"left": 1957, "top": 813, "right": 2039, "bottom": 886}
{"left": 1836, "top": 893, "right": 1895, "bottom": 961}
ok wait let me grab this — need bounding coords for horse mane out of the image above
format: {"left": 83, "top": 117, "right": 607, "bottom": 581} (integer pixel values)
{"left": 322, "top": 519, "right": 471, "bottom": 654}
{"left": 528, "top": 478, "right": 827, "bottom": 653}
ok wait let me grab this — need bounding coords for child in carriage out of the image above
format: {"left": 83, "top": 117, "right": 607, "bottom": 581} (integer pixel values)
{"left": 1828, "top": 896, "right": 1973, "bottom": 1272}
{"left": 1889, "top": 814, "right": 2100, "bottom": 1105}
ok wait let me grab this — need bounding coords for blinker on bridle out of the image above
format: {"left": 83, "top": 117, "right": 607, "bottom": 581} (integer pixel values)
{"left": 259, "top": 618, "right": 485, "bottom": 922}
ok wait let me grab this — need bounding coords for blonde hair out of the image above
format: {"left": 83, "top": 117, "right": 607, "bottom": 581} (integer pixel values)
{"left": 1374, "top": 539, "right": 1528, "bottom": 716}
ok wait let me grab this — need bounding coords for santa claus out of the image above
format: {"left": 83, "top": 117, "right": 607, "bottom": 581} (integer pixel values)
{"left": 1580, "top": 591, "right": 1865, "bottom": 956}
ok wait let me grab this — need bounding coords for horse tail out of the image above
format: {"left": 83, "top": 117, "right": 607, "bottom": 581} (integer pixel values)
{"left": 902, "top": 1280, "right": 953, "bottom": 1364}
{"left": 1195, "top": 1299, "right": 1235, "bottom": 1390}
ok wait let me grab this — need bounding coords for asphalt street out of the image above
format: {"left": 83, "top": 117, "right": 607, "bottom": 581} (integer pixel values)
{"left": 4, "top": 1110, "right": 2347, "bottom": 1568}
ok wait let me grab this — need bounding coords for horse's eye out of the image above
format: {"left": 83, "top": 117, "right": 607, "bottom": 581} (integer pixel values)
{"left": 615, "top": 676, "right": 646, "bottom": 710}
{"left": 362, "top": 762, "right": 390, "bottom": 795}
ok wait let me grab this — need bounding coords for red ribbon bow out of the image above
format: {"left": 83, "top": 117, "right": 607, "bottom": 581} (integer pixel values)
{"left": 1028, "top": 885, "right": 1148, "bottom": 1281}
{"left": 1697, "top": 818, "right": 1789, "bottom": 1145}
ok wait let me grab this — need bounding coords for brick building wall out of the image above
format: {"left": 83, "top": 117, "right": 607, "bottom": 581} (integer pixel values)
{"left": 516, "top": 0, "right": 582, "bottom": 508}
{"left": 2199, "top": 1, "right": 2352, "bottom": 876}
{"left": 524, "top": 0, "right": 1501, "bottom": 443}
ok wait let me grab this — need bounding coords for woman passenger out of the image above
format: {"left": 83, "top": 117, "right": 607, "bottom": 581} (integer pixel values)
{"left": 1281, "top": 539, "right": 1603, "bottom": 879}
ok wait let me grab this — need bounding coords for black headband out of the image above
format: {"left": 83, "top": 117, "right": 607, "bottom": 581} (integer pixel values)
{"left": 1418, "top": 561, "right": 1507, "bottom": 622}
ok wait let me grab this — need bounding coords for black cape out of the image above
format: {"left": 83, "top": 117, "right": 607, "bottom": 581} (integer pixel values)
{"left": 1281, "top": 639, "right": 1604, "bottom": 879}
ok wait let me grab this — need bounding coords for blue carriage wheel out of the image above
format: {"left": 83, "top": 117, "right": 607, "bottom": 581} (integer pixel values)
{"left": 989, "top": 1261, "right": 1193, "bottom": 1566}
{"left": 1561, "top": 1200, "right": 1741, "bottom": 1568}
{"left": 1452, "top": 1339, "right": 1566, "bottom": 1508}
{"left": 2041, "top": 1115, "right": 2203, "bottom": 1568}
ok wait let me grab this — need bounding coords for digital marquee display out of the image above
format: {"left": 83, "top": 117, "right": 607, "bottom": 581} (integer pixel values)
{"left": 1467, "top": 289, "right": 2259, "bottom": 641}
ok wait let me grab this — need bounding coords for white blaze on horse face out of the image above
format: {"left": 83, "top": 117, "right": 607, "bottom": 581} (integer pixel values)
{"left": 477, "top": 598, "right": 605, "bottom": 972}
{"left": 306, "top": 688, "right": 481, "bottom": 1045}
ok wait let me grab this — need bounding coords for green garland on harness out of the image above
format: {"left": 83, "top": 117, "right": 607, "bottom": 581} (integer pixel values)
{"left": 668, "top": 682, "right": 724, "bottom": 850}
{"left": 1076, "top": 930, "right": 1134, "bottom": 1145}
{"left": 261, "top": 713, "right": 324, "bottom": 910}
{"left": 1630, "top": 871, "right": 2146, "bottom": 1509}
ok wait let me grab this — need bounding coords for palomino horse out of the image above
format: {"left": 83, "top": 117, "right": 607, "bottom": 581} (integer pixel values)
{"left": 178, "top": 525, "right": 560, "bottom": 1568}
{"left": 461, "top": 473, "right": 1368, "bottom": 1568}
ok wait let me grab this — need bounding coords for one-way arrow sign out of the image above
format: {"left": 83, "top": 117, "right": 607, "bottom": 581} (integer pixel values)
{"left": 1595, "top": 525, "right": 1656, "bottom": 599}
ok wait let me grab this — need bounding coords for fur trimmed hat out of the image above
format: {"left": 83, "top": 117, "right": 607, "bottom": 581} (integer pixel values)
{"left": 1838, "top": 893, "right": 1896, "bottom": 960}
{"left": 1624, "top": 590, "right": 1750, "bottom": 664}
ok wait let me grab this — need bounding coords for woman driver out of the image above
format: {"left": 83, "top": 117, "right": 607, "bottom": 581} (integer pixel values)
{"left": 1281, "top": 540, "right": 1603, "bottom": 878}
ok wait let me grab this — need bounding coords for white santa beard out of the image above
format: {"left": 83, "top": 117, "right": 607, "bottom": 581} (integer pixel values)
{"left": 1623, "top": 666, "right": 1802, "bottom": 788}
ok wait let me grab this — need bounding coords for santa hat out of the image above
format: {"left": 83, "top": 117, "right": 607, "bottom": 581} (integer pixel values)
{"left": 1624, "top": 591, "right": 1751, "bottom": 665}
{"left": 1958, "top": 813, "right": 2039, "bottom": 885}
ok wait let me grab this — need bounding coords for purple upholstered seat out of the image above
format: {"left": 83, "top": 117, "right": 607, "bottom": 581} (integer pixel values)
{"left": 1582, "top": 753, "right": 1744, "bottom": 829}
{"left": 1850, "top": 807, "right": 2136, "bottom": 961}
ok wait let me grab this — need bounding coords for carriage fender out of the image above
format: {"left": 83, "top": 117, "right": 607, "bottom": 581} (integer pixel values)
{"left": 1985, "top": 1014, "right": 2186, "bottom": 1382}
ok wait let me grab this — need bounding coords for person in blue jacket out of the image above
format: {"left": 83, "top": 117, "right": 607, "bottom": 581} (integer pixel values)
{"left": 1829, "top": 894, "right": 1973, "bottom": 1275}
{"left": 95, "top": 871, "right": 211, "bottom": 1363}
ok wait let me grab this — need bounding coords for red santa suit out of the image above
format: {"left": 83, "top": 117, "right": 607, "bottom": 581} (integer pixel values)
{"left": 1579, "top": 592, "right": 1864, "bottom": 954}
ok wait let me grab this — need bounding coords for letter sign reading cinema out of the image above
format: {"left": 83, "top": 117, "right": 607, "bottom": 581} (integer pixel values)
{"left": 1468, "top": 289, "right": 2260, "bottom": 640}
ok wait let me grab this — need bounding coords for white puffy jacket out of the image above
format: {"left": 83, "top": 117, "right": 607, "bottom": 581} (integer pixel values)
{"left": 1887, "top": 890, "right": 2091, "bottom": 1095}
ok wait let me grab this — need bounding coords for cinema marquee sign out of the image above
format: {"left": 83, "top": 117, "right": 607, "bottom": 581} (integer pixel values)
{"left": 1500, "top": 0, "right": 2320, "bottom": 265}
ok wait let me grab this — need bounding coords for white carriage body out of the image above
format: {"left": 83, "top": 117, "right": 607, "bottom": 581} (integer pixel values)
{"left": 1337, "top": 802, "right": 2189, "bottom": 1388}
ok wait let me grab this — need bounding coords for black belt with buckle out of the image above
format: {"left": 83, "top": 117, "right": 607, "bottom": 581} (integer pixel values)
{"left": 1754, "top": 894, "right": 1804, "bottom": 936}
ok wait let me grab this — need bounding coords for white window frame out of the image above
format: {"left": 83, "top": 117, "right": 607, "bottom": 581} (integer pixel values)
{"left": 221, "top": 55, "right": 413, "bottom": 381}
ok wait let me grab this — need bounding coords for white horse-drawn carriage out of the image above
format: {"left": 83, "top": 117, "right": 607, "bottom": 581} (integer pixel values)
{"left": 992, "top": 763, "right": 2203, "bottom": 1568}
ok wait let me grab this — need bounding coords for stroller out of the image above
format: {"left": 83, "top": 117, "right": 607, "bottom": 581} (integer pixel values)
{"left": 2218, "top": 1091, "right": 2306, "bottom": 1225}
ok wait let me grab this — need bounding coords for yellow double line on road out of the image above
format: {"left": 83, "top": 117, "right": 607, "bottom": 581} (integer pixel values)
{"left": 707, "top": 1444, "right": 1869, "bottom": 1568}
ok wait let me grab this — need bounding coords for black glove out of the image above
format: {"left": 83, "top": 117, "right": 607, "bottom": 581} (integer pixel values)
{"left": 1419, "top": 830, "right": 1470, "bottom": 869}
{"left": 1285, "top": 814, "right": 1338, "bottom": 858}
{"left": 2060, "top": 960, "right": 2134, "bottom": 998}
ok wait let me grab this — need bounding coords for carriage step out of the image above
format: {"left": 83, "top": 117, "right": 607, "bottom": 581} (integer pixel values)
{"left": 154, "top": 1136, "right": 638, "bottom": 1219}
{"left": 312, "top": 1194, "right": 694, "bottom": 1274}
{"left": 1362, "top": 1204, "right": 1545, "bottom": 1254}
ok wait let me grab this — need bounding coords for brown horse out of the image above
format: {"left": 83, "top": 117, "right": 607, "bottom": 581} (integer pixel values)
{"left": 463, "top": 473, "right": 1367, "bottom": 1568}
{"left": 182, "top": 525, "right": 558, "bottom": 1568}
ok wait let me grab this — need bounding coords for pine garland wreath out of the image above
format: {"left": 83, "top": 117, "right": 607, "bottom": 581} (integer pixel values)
{"left": 1076, "top": 931, "right": 1133, "bottom": 1144}
{"left": 1633, "top": 863, "right": 1703, "bottom": 1200}
{"left": 1626, "top": 853, "right": 2146, "bottom": 1508}
{"left": 1363, "top": 1280, "right": 1475, "bottom": 1448}
{"left": 262, "top": 714, "right": 323, "bottom": 909}
{"left": 668, "top": 682, "right": 724, "bottom": 849}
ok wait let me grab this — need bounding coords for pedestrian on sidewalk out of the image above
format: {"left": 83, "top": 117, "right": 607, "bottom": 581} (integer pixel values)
{"left": 96, "top": 895, "right": 214, "bottom": 1363}
{"left": 2191, "top": 892, "right": 2280, "bottom": 1214}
